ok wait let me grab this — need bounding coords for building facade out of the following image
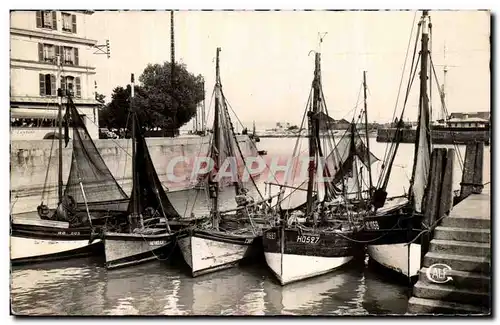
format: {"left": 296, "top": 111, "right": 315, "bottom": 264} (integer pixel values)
{"left": 10, "top": 10, "right": 99, "bottom": 140}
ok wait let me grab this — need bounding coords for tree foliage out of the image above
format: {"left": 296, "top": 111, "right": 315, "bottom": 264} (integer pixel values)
{"left": 99, "top": 62, "right": 204, "bottom": 131}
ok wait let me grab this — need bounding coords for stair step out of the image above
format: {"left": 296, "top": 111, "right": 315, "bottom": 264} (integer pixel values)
{"left": 430, "top": 239, "right": 491, "bottom": 257}
{"left": 407, "top": 297, "right": 490, "bottom": 315}
{"left": 434, "top": 226, "right": 490, "bottom": 243}
{"left": 413, "top": 281, "right": 490, "bottom": 307}
{"left": 423, "top": 252, "right": 490, "bottom": 273}
{"left": 441, "top": 216, "right": 490, "bottom": 229}
{"left": 419, "top": 267, "right": 490, "bottom": 292}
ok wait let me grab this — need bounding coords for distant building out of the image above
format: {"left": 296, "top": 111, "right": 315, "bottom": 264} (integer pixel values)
{"left": 10, "top": 10, "right": 100, "bottom": 140}
{"left": 276, "top": 122, "right": 291, "bottom": 129}
{"left": 446, "top": 112, "right": 490, "bottom": 128}
{"left": 317, "top": 112, "right": 351, "bottom": 131}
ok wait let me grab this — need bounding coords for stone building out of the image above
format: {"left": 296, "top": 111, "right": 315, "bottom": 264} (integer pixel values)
{"left": 10, "top": 10, "right": 100, "bottom": 140}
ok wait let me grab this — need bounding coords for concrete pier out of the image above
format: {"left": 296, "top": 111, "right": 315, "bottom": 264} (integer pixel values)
{"left": 10, "top": 135, "right": 259, "bottom": 214}
{"left": 407, "top": 183, "right": 491, "bottom": 315}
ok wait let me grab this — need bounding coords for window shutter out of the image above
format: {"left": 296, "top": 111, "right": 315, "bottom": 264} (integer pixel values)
{"left": 72, "top": 14, "right": 77, "bottom": 33}
{"left": 52, "top": 11, "right": 57, "bottom": 30}
{"left": 55, "top": 45, "right": 61, "bottom": 62}
{"left": 50, "top": 74, "right": 56, "bottom": 96}
{"left": 75, "top": 77, "right": 81, "bottom": 98}
{"left": 38, "top": 43, "right": 43, "bottom": 61}
{"left": 73, "top": 47, "right": 79, "bottom": 66}
{"left": 60, "top": 76, "right": 66, "bottom": 95}
{"left": 39, "top": 74, "right": 46, "bottom": 96}
{"left": 36, "top": 11, "right": 42, "bottom": 28}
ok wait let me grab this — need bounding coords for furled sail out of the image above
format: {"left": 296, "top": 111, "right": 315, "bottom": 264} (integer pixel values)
{"left": 63, "top": 97, "right": 129, "bottom": 210}
{"left": 409, "top": 14, "right": 432, "bottom": 214}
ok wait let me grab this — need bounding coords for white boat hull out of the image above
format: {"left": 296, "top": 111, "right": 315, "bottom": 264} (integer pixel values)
{"left": 178, "top": 231, "right": 253, "bottom": 277}
{"left": 264, "top": 252, "right": 353, "bottom": 285}
{"left": 367, "top": 243, "right": 421, "bottom": 277}
{"left": 104, "top": 231, "right": 174, "bottom": 269}
{"left": 10, "top": 236, "right": 100, "bottom": 263}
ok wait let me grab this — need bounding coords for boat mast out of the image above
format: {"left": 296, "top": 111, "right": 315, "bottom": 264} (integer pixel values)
{"left": 409, "top": 10, "right": 432, "bottom": 213}
{"left": 211, "top": 47, "right": 222, "bottom": 228}
{"left": 440, "top": 43, "right": 448, "bottom": 122}
{"left": 57, "top": 55, "right": 63, "bottom": 203}
{"left": 363, "top": 71, "right": 373, "bottom": 199}
{"left": 202, "top": 80, "right": 206, "bottom": 133}
{"left": 130, "top": 73, "right": 141, "bottom": 229}
{"left": 306, "top": 52, "right": 321, "bottom": 217}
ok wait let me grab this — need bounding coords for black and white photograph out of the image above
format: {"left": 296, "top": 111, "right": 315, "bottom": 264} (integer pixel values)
{"left": 8, "top": 7, "right": 491, "bottom": 316}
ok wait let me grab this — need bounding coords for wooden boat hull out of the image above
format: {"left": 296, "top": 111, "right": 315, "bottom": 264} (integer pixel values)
{"left": 103, "top": 231, "right": 176, "bottom": 270}
{"left": 177, "top": 228, "right": 255, "bottom": 277}
{"left": 358, "top": 201, "right": 423, "bottom": 279}
{"left": 10, "top": 218, "right": 101, "bottom": 265}
{"left": 367, "top": 243, "right": 421, "bottom": 278}
{"left": 262, "top": 226, "right": 354, "bottom": 285}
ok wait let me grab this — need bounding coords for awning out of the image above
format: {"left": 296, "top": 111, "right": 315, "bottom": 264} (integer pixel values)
{"left": 10, "top": 108, "right": 60, "bottom": 119}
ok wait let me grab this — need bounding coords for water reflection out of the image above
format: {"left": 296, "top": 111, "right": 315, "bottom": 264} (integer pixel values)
{"left": 11, "top": 254, "right": 412, "bottom": 315}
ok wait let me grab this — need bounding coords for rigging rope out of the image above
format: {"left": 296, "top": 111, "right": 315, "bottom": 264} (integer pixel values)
{"left": 428, "top": 54, "right": 465, "bottom": 172}
{"left": 380, "top": 11, "right": 419, "bottom": 167}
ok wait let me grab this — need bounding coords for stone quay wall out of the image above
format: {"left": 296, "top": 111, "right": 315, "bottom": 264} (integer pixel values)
{"left": 10, "top": 135, "right": 258, "bottom": 213}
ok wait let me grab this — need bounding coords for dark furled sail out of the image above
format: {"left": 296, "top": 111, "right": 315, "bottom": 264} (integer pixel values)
{"left": 128, "top": 114, "right": 181, "bottom": 219}
{"left": 63, "top": 97, "right": 128, "bottom": 210}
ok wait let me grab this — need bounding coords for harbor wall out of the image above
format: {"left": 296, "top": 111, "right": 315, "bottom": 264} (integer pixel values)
{"left": 376, "top": 128, "right": 490, "bottom": 145}
{"left": 10, "top": 135, "right": 258, "bottom": 213}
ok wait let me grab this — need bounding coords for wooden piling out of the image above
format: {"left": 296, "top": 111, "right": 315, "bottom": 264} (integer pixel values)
{"left": 472, "top": 142, "right": 484, "bottom": 194}
{"left": 438, "top": 149, "right": 455, "bottom": 220}
{"left": 421, "top": 148, "right": 446, "bottom": 262}
{"left": 460, "top": 142, "right": 484, "bottom": 199}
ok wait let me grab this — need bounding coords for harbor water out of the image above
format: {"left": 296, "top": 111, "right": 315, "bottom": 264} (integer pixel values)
{"left": 10, "top": 137, "right": 490, "bottom": 315}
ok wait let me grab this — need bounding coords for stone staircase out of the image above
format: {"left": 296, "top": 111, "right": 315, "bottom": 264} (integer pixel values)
{"left": 407, "top": 188, "right": 491, "bottom": 315}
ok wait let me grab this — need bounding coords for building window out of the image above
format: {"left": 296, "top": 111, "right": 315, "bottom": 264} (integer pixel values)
{"left": 43, "top": 44, "right": 55, "bottom": 62}
{"left": 39, "top": 73, "right": 56, "bottom": 96}
{"left": 61, "top": 47, "right": 79, "bottom": 66}
{"left": 63, "top": 47, "right": 74, "bottom": 65}
{"left": 61, "top": 76, "right": 81, "bottom": 98}
{"left": 36, "top": 11, "right": 57, "bottom": 30}
{"left": 62, "top": 13, "right": 72, "bottom": 31}
{"left": 61, "top": 12, "right": 77, "bottom": 33}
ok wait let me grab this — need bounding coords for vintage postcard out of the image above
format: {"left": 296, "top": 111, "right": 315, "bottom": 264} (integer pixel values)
{"left": 9, "top": 9, "right": 491, "bottom": 316}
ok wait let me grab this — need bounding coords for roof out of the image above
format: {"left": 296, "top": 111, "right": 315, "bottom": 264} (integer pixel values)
{"left": 449, "top": 112, "right": 490, "bottom": 120}
{"left": 447, "top": 117, "right": 489, "bottom": 123}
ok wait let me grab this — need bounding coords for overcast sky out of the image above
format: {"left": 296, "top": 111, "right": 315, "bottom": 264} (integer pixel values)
{"left": 89, "top": 10, "right": 490, "bottom": 128}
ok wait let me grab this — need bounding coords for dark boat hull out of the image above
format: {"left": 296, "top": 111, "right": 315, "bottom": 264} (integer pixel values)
{"left": 262, "top": 226, "right": 354, "bottom": 285}
{"left": 103, "top": 230, "right": 176, "bottom": 270}
{"left": 177, "top": 228, "right": 256, "bottom": 277}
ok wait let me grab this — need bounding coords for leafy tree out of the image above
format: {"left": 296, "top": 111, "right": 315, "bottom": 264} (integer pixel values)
{"left": 99, "top": 62, "right": 204, "bottom": 132}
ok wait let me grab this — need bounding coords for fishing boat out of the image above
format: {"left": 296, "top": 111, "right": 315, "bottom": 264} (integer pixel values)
{"left": 178, "top": 48, "right": 273, "bottom": 277}
{"left": 102, "top": 74, "right": 185, "bottom": 270}
{"left": 361, "top": 11, "right": 462, "bottom": 279}
{"left": 262, "top": 50, "right": 378, "bottom": 285}
{"left": 11, "top": 77, "right": 130, "bottom": 264}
